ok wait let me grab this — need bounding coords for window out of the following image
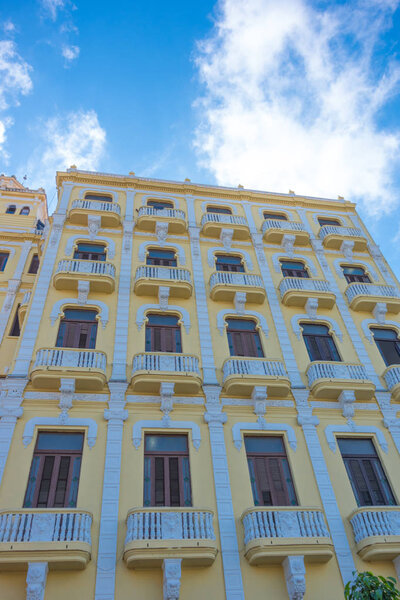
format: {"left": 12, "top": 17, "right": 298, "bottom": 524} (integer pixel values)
{"left": 318, "top": 217, "right": 341, "bottom": 227}
{"left": 301, "top": 323, "right": 341, "bottom": 362}
{"left": 20, "top": 206, "right": 30, "bottom": 215}
{"left": 73, "top": 243, "right": 106, "bottom": 261}
{"left": 263, "top": 212, "right": 288, "bottom": 221}
{"left": 147, "top": 200, "right": 173, "bottom": 210}
{"left": 146, "top": 249, "right": 177, "bottom": 267}
{"left": 371, "top": 328, "right": 400, "bottom": 367}
{"left": 56, "top": 309, "right": 98, "bottom": 349}
{"left": 342, "top": 265, "right": 371, "bottom": 284}
{"left": 0, "top": 252, "right": 9, "bottom": 271}
{"left": 9, "top": 305, "right": 21, "bottom": 337}
{"left": 280, "top": 261, "right": 309, "bottom": 278}
{"left": 144, "top": 434, "right": 192, "bottom": 507}
{"left": 226, "top": 319, "right": 264, "bottom": 357}
{"left": 145, "top": 314, "right": 182, "bottom": 353}
{"left": 338, "top": 438, "right": 396, "bottom": 507}
{"left": 5, "top": 205, "right": 16, "bottom": 214}
{"left": 215, "top": 254, "right": 245, "bottom": 273}
{"left": 84, "top": 193, "right": 112, "bottom": 202}
{"left": 23, "top": 432, "right": 84, "bottom": 508}
{"left": 28, "top": 254, "right": 39, "bottom": 274}
{"left": 206, "top": 205, "right": 232, "bottom": 215}
{"left": 245, "top": 436, "right": 297, "bottom": 506}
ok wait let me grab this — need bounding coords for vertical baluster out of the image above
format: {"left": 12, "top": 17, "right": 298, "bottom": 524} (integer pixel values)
{"left": 4, "top": 514, "right": 13, "bottom": 541}
{"left": 66, "top": 513, "right": 74, "bottom": 541}
{"left": 132, "top": 513, "right": 138, "bottom": 540}
{"left": 250, "top": 512, "right": 259, "bottom": 539}
{"left": 10, "top": 513, "right": 19, "bottom": 542}
{"left": 144, "top": 511, "right": 149, "bottom": 539}
{"left": 182, "top": 512, "right": 188, "bottom": 539}
{"left": 17, "top": 514, "right": 26, "bottom": 542}
{"left": 54, "top": 513, "right": 62, "bottom": 541}
{"left": 150, "top": 512, "right": 155, "bottom": 539}
{"left": 193, "top": 511, "right": 200, "bottom": 539}
{"left": 199, "top": 512, "right": 205, "bottom": 539}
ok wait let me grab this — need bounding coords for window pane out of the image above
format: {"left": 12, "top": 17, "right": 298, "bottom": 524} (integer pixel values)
{"left": 63, "top": 309, "right": 97, "bottom": 321}
{"left": 36, "top": 432, "right": 84, "bottom": 451}
{"left": 37, "top": 456, "right": 55, "bottom": 507}
{"left": 206, "top": 206, "right": 232, "bottom": 214}
{"left": 245, "top": 436, "right": 285, "bottom": 453}
{"left": 371, "top": 328, "right": 399, "bottom": 340}
{"left": 67, "top": 456, "right": 82, "bottom": 507}
{"left": 338, "top": 438, "right": 376, "bottom": 456}
{"left": 143, "top": 457, "right": 152, "bottom": 506}
{"left": 85, "top": 193, "right": 112, "bottom": 202}
{"left": 342, "top": 266, "right": 366, "bottom": 276}
{"left": 147, "top": 314, "right": 179, "bottom": 326}
{"left": 148, "top": 249, "right": 175, "bottom": 259}
{"left": 23, "top": 456, "right": 40, "bottom": 508}
{"left": 227, "top": 319, "right": 256, "bottom": 331}
{"left": 76, "top": 243, "right": 106, "bottom": 253}
{"left": 145, "top": 435, "right": 188, "bottom": 453}
{"left": 280, "top": 261, "right": 305, "bottom": 270}
{"left": 147, "top": 200, "right": 173, "bottom": 209}
{"left": 247, "top": 458, "right": 261, "bottom": 505}
{"left": 182, "top": 456, "right": 192, "bottom": 506}
{"left": 169, "top": 457, "right": 180, "bottom": 506}
{"left": 154, "top": 458, "right": 165, "bottom": 506}
{"left": 216, "top": 255, "right": 242, "bottom": 265}
{"left": 53, "top": 456, "right": 71, "bottom": 507}
{"left": 318, "top": 218, "right": 341, "bottom": 226}
{"left": 301, "top": 323, "right": 330, "bottom": 335}
{"left": 263, "top": 212, "right": 287, "bottom": 220}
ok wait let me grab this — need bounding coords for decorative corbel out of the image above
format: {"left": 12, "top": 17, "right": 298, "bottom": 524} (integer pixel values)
{"left": 373, "top": 302, "right": 387, "bottom": 324}
{"left": 59, "top": 378, "right": 75, "bottom": 424}
{"left": 283, "top": 556, "right": 306, "bottom": 600}
{"left": 341, "top": 240, "right": 354, "bottom": 260}
{"left": 220, "top": 228, "right": 233, "bottom": 250}
{"left": 77, "top": 280, "right": 90, "bottom": 305}
{"left": 252, "top": 386, "right": 267, "bottom": 427}
{"left": 234, "top": 291, "right": 246, "bottom": 315}
{"left": 88, "top": 215, "right": 101, "bottom": 240}
{"left": 156, "top": 221, "right": 168, "bottom": 243}
{"left": 305, "top": 297, "right": 318, "bottom": 320}
{"left": 160, "top": 382, "right": 175, "bottom": 425}
{"left": 338, "top": 390, "right": 356, "bottom": 420}
{"left": 159, "top": 286, "right": 170, "bottom": 310}
{"left": 282, "top": 234, "right": 295, "bottom": 257}
{"left": 163, "top": 559, "right": 181, "bottom": 600}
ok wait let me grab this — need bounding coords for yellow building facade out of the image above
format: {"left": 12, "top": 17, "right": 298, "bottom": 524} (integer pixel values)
{"left": 1, "top": 168, "right": 400, "bottom": 600}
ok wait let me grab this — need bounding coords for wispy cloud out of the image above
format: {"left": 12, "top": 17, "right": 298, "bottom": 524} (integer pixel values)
{"left": 40, "top": 0, "right": 66, "bottom": 21}
{"left": 3, "top": 20, "right": 16, "bottom": 34}
{"left": 194, "top": 0, "right": 400, "bottom": 215}
{"left": 62, "top": 44, "right": 80, "bottom": 63}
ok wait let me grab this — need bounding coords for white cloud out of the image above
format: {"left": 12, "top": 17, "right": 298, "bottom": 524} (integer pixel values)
{"left": 62, "top": 44, "right": 80, "bottom": 62}
{"left": 194, "top": 0, "right": 400, "bottom": 215}
{"left": 40, "top": 0, "right": 66, "bottom": 20}
{"left": 3, "top": 20, "right": 16, "bottom": 34}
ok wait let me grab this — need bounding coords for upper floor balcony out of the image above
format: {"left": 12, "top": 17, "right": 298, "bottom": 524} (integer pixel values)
{"left": 136, "top": 206, "right": 187, "bottom": 233}
{"left": 0, "top": 509, "right": 92, "bottom": 570}
{"left": 31, "top": 348, "right": 107, "bottom": 391}
{"left": 279, "top": 277, "right": 336, "bottom": 308}
{"left": 54, "top": 259, "right": 116, "bottom": 293}
{"left": 349, "top": 507, "right": 400, "bottom": 561}
{"left": 262, "top": 220, "right": 310, "bottom": 245}
{"left": 209, "top": 272, "right": 266, "bottom": 303}
{"left": 306, "top": 361, "right": 375, "bottom": 399}
{"left": 345, "top": 282, "right": 400, "bottom": 313}
{"left": 201, "top": 213, "right": 249, "bottom": 239}
{"left": 222, "top": 357, "right": 290, "bottom": 397}
{"left": 69, "top": 199, "right": 121, "bottom": 227}
{"left": 318, "top": 225, "right": 367, "bottom": 251}
{"left": 131, "top": 352, "right": 202, "bottom": 394}
{"left": 384, "top": 365, "right": 400, "bottom": 402}
{"left": 242, "top": 507, "right": 333, "bottom": 565}
{"left": 134, "top": 266, "right": 192, "bottom": 298}
{"left": 124, "top": 508, "right": 217, "bottom": 568}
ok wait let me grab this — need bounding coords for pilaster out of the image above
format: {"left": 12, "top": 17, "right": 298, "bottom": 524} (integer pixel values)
{"left": 0, "top": 240, "right": 32, "bottom": 343}
{"left": 0, "top": 377, "right": 27, "bottom": 487}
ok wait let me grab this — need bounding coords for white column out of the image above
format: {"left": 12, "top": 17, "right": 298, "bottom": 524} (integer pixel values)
{"left": 376, "top": 391, "right": 400, "bottom": 455}
{"left": 0, "top": 378, "right": 27, "bottom": 487}
{"left": 26, "top": 561, "right": 48, "bottom": 600}
{"left": 94, "top": 382, "right": 128, "bottom": 600}
{"left": 0, "top": 240, "right": 32, "bottom": 343}
{"left": 204, "top": 386, "right": 245, "bottom": 600}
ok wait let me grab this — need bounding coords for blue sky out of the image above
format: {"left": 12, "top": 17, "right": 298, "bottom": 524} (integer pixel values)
{"left": 1, "top": 0, "right": 400, "bottom": 277}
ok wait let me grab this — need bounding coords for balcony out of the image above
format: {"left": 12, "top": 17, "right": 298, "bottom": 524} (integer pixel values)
{"left": 131, "top": 353, "right": 202, "bottom": 394}
{"left": 242, "top": 508, "right": 333, "bottom": 565}
{"left": 69, "top": 199, "right": 121, "bottom": 227}
{"left": 53, "top": 260, "right": 116, "bottom": 293}
{"left": 345, "top": 283, "right": 400, "bottom": 313}
{"left": 262, "top": 220, "right": 310, "bottom": 245}
{"left": 350, "top": 507, "right": 400, "bottom": 561}
{"left": 319, "top": 225, "right": 367, "bottom": 251}
{"left": 279, "top": 277, "right": 335, "bottom": 308}
{"left": 384, "top": 365, "right": 400, "bottom": 401}
{"left": 136, "top": 206, "right": 186, "bottom": 233}
{"left": 306, "top": 361, "right": 375, "bottom": 399}
{"left": 31, "top": 348, "right": 107, "bottom": 390}
{"left": 19, "top": 291, "right": 31, "bottom": 322}
{"left": 0, "top": 509, "right": 92, "bottom": 570}
{"left": 209, "top": 272, "right": 266, "bottom": 303}
{"left": 124, "top": 508, "right": 217, "bottom": 568}
{"left": 201, "top": 213, "right": 249, "bottom": 239}
{"left": 222, "top": 358, "right": 290, "bottom": 397}
{"left": 134, "top": 266, "right": 192, "bottom": 298}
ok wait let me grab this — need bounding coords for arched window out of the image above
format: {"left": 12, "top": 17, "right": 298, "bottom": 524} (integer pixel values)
{"left": 301, "top": 323, "right": 341, "bottom": 362}
{"left": 145, "top": 314, "right": 182, "bottom": 353}
{"left": 6, "top": 205, "right": 16, "bottom": 214}
{"left": 206, "top": 205, "right": 232, "bottom": 215}
{"left": 84, "top": 193, "right": 112, "bottom": 202}
{"left": 263, "top": 211, "right": 287, "bottom": 221}
{"left": 342, "top": 265, "right": 371, "bottom": 284}
{"left": 147, "top": 199, "right": 174, "bottom": 210}
{"left": 56, "top": 309, "right": 98, "bottom": 349}
{"left": 73, "top": 243, "right": 106, "bottom": 261}
{"left": 146, "top": 249, "right": 177, "bottom": 267}
{"left": 215, "top": 254, "right": 244, "bottom": 273}
{"left": 0, "top": 252, "right": 9, "bottom": 271}
{"left": 20, "top": 206, "right": 30, "bottom": 215}
{"left": 371, "top": 328, "right": 400, "bottom": 366}
{"left": 226, "top": 319, "right": 264, "bottom": 357}
{"left": 318, "top": 217, "right": 341, "bottom": 227}
{"left": 280, "top": 260, "right": 309, "bottom": 278}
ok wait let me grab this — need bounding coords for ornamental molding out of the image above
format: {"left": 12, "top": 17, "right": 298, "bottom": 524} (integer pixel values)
{"left": 132, "top": 419, "right": 201, "bottom": 450}
{"left": 138, "top": 240, "right": 186, "bottom": 265}
{"left": 232, "top": 421, "right": 297, "bottom": 451}
{"left": 216, "top": 309, "right": 269, "bottom": 337}
{"left": 50, "top": 298, "right": 109, "bottom": 328}
{"left": 207, "top": 246, "right": 253, "bottom": 270}
{"left": 325, "top": 423, "right": 388, "bottom": 453}
{"left": 272, "top": 252, "right": 318, "bottom": 276}
{"left": 291, "top": 314, "right": 343, "bottom": 341}
{"left": 26, "top": 562, "right": 48, "bottom": 600}
{"left": 136, "top": 304, "right": 190, "bottom": 333}
{"left": 283, "top": 555, "right": 306, "bottom": 600}
{"left": 333, "top": 258, "right": 377, "bottom": 281}
{"left": 23, "top": 417, "right": 98, "bottom": 448}
{"left": 163, "top": 558, "right": 182, "bottom": 600}
{"left": 65, "top": 235, "right": 116, "bottom": 259}
{"left": 361, "top": 318, "right": 400, "bottom": 343}
{"left": 0, "top": 246, "right": 16, "bottom": 260}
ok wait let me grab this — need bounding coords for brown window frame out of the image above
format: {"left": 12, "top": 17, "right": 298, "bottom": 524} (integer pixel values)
{"left": 215, "top": 254, "right": 245, "bottom": 273}
{"left": 28, "top": 254, "right": 40, "bottom": 274}
{"left": 5, "top": 205, "right": 16, "bottom": 214}
{"left": 145, "top": 313, "right": 182, "bottom": 353}
{"left": 342, "top": 265, "right": 371, "bottom": 284}
{"left": 371, "top": 328, "right": 400, "bottom": 367}
{"left": 146, "top": 249, "right": 177, "bottom": 267}
{"left": 56, "top": 309, "right": 98, "bottom": 349}
{"left": 0, "top": 252, "right": 9, "bottom": 272}
{"left": 73, "top": 243, "right": 106, "bottom": 261}
{"left": 280, "top": 260, "right": 309, "bottom": 278}
{"left": 318, "top": 217, "right": 341, "bottom": 227}
{"left": 226, "top": 318, "right": 264, "bottom": 358}
{"left": 301, "top": 323, "right": 341, "bottom": 362}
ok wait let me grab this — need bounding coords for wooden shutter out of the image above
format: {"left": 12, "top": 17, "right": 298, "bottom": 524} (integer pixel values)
{"left": 346, "top": 459, "right": 372, "bottom": 505}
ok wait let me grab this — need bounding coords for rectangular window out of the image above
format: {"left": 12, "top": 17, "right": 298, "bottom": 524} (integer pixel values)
{"left": 73, "top": 243, "right": 106, "bottom": 261}
{"left": 143, "top": 434, "right": 192, "bottom": 507}
{"left": 342, "top": 266, "right": 371, "bottom": 284}
{"left": 227, "top": 319, "right": 264, "bottom": 358}
{"left": 280, "top": 261, "right": 309, "bottom": 278}
{"left": 338, "top": 438, "right": 396, "bottom": 507}
{"left": 23, "top": 432, "right": 84, "bottom": 508}
{"left": 0, "top": 252, "right": 9, "bottom": 271}
{"left": 215, "top": 254, "right": 245, "bottom": 272}
{"left": 9, "top": 305, "right": 21, "bottom": 337}
{"left": 245, "top": 436, "right": 297, "bottom": 506}
{"left": 28, "top": 254, "right": 40, "bottom": 274}
{"left": 146, "top": 249, "right": 177, "bottom": 267}
{"left": 56, "top": 310, "right": 98, "bottom": 349}
{"left": 145, "top": 314, "right": 182, "bottom": 353}
{"left": 371, "top": 328, "right": 400, "bottom": 367}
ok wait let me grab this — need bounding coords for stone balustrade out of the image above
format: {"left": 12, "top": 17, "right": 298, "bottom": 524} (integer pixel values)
{"left": 125, "top": 509, "right": 215, "bottom": 543}
{"left": 307, "top": 361, "right": 368, "bottom": 386}
{"left": 135, "top": 265, "right": 191, "bottom": 284}
{"left": 34, "top": 348, "right": 107, "bottom": 371}
{"left": 71, "top": 199, "right": 121, "bottom": 214}
{"left": 56, "top": 259, "right": 116, "bottom": 277}
{"left": 132, "top": 352, "right": 200, "bottom": 375}
{"left": 138, "top": 206, "right": 186, "bottom": 221}
{"left": 262, "top": 219, "right": 306, "bottom": 234}
{"left": 0, "top": 510, "right": 92, "bottom": 544}
{"left": 210, "top": 271, "right": 263, "bottom": 289}
{"left": 319, "top": 225, "right": 363, "bottom": 240}
{"left": 223, "top": 358, "right": 287, "bottom": 380}
{"left": 279, "top": 277, "right": 331, "bottom": 295}
{"left": 349, "top": 507, "right": 400, "bottom": 560}
{"left": 201, "top": 213, "right": 247, "bottom": 227}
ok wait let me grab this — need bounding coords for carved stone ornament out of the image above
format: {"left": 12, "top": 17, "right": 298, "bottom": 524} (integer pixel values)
{"left": 311, "top": 239, "right": 328, "bottom": 267}
{"left": 220, "top": 228, "right": 233, "bottom": 250}
{"left": 77, "top": 280, "right": 90, "bottom": 305}
{"left": 283, "top": 555, "right": 306, "bottom": 600}
{"left": 234, "top": 292, "right": 246, "bottom": 315}
{"left": 305, "top": 297, "right": 318, "bottom": 320}
{"left": 2, "top": 279, "right": 20, "bottom": 311}
{"left": 26, "top": 561, "right": 48, "bottom": 600}
{"left": 373, "top": 302, "right": 387, "bottom": 324}
{"left": 160, "top": 382, "right": 175, "bottom": 422}
{"left": 59, "top": 378, "right": 75, "bottom": 424}
{"left": 123, "top": 219, "right": 134, "bottom": 251}
{"left": 338, "top": 390, "right": 356, "bottom": 420}
{"left": 340, "top": 239, "right": 354, "bottom": 259}
{"left": 159, "top": 286, "right": 170, "bottom": 310}
{"left": 50, "top": 214, "right": 65, "bottom": 247}
{"left": 88, "top": 215, "right": 101, "bottom": 240}
{"left": 252, "top": 386, "right": 267, "bottom": 426}
{"left": 163, "top": 558, "right": 182, "bottom": 600}
{"left": 156, "top": 221, "right": 169, "bottom": 243}
{"left": 282, "top": 234, "right": 295, "bottom": 257}
{"left": 204, "top": 404, "right": 228, "bottom": 427}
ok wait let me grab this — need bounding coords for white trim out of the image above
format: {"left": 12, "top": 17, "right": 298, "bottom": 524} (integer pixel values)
{"left": 0, "top": 246, "right": 16, "bottom": 261}
{"left": 325, "top": 423, "right": 388, "bottom": 453}
{"left": 138, "top": 240, "right": 186, "bottom": 265}
{"left": 333, "top": 258, "right": 377, "bottom": 281}
{"left": 136, "top": 304, "right": 190, "bottom": 333}
{"left": 141, "top": 193, "right": 178, "bottom": 208}
{"left": 258, "top": 206, "right": 294, "bottom": 220}
{"left": 50, "top": 299, "right": 109, "bottom": 329}
{"left": 272, "top": 252, "right": 318, "bottom": 276}
{"left": 201, "top": 199, "right": 238, "bottom": 214}
{"left": 22, "top": 417, "right": 98, "bottom": 448}
{"left": 78, "top": 187, "right": 118, "bottom": 203}
{"left": 132, "top": 419, "right": 201, "bottom": 450}
{"left": 291, "top": 314, "right": 343, "bottom": 341}
{"left": 64, "top": 235, "right": 116, "bottom": 259}
{"left": 217, "top": 309, "right": 269, "bottom": 337}
{"left": 232, "top": 421, "right": 297, "bottom": 450}
{"left": 362, "top": 318, "right": 400, "bottom": 344}
{"left": 207, "top": 246, "right": 253, "bottom": 271}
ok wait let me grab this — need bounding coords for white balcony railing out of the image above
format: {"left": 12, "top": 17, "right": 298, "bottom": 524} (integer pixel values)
{"left": 210, "top": 272, "right": 263, "bottom": 289}
{"left": 34, "top": 348, "right": 107, "bottom": 371}
{"left": 135, "top": 265, "right": 191, "bottom": 284}
{"left": 279, "top": 277, "right": 332, "bottom": 296}
{"left": 125, "top": 509, "right": 215, "bottom": 543}
{"left": 132, "top": 353, "right": 200, "bottom": 375}
{"left": 138, "top": 206, "right": 186, "bottom": 221}
{"left": 71, "top": 199, "right": 121, "bottom": 214}
{"left": 350, "top": 509, "right": 400, "bottom": 544}
{"left": 56, "top": 259, "right": 116, "bottom": 277}
{"left": 345, "top": 283, "right": 400, "bottom": 304}
{"left": 223, "top": 358, "right": 287, "bottom": 381}
{"left": 0, "top": 511, "right": 92, "bottom": 544}
{"left": 201, "top": 213, "right": 247, "bottom": 227}
{"left": 319, "top": 225, "right": 364, "bottom": 241}
{"left": 307, "top": 362, "right": 368, "bottom": 387}
{"left": 243, "top": 509, "right": 330, "bottom": 545}
{"left": 384, "top": 365, "right": 400, "bottom": 390}
{"left": 262, "top": 220, "right": 307, "bottom": 235}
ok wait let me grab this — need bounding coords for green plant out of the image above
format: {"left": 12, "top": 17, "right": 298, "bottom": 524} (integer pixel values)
{"left": 345, "top": 571, "right": 400, "bottom": 599}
